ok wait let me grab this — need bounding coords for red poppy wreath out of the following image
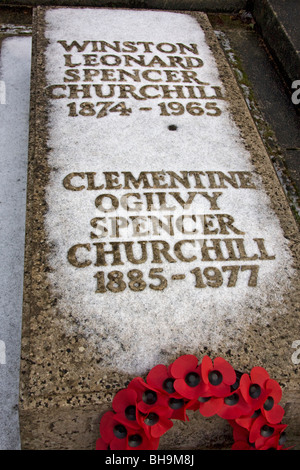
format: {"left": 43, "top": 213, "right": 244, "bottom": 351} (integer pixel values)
{"left": 95, "top": 354, "right": 289, "bottom": 451}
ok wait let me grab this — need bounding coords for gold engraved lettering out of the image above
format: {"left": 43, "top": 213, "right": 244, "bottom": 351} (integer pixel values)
{"left": 94, "top": 242, "right": 124, "bottom": 266}
{"left": 150, "top": 240, "right": 177, "bottom": 264}
{"left": 67, "top": 243, "right": 92, "bottom": 267}
{"left": 174, "top": 240, "right": 197, "bottom": 262}
{"left": 124, "top": 241, "right": 148, "bottom": 264}
{"left": 63, "top": 172, "right": 86, "bottom": 190}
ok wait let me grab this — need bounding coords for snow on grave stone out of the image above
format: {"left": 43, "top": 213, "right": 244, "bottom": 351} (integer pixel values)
{"left": 0, "top": 341, "right": 6, "bottom": 365}
{"left": 19, "top": 8, "right": 300, "bottom": 450}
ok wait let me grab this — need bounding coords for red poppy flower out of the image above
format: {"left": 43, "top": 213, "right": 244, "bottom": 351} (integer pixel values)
{"left": 248, "top": 414, "right": 287, "bottom": 449}
{"left": 230, "top": 420, "right": 250, "bottom": 441}
{"left": 235, "top": 409, "right": 261, "bottom": 431}
{"left": 146, "top": 364, "right": 181, "bottom": 398}
{"left": 257, "top": 433, "right": 288, "bottom": 450}
{"left": 99, "top": 410, "right": 160, "bottom": 450}
{"left": 95, "top": 437, "right": 110, "bottom": 450}
{"left": 99, "top": 411, "right": 130, "bottom": 450}
{"left": 137, "top": 404, "right": 173, "bottom": 438}
{"left": 111, "top": 388, "right": 140, "bottom": 430}
{"left": 146, "top": 363, "right": 200, "bottom": 420}
{"left": 229, "top": 420, "right": 253, "bottom": 449}
{"left": 187, "top": 399, "right": 200, "bottom": 411}
{"left": 127, "top": 376, "right": 169, "bottom": 414}
{"left": 200, "top": 355, "right": 236, "bottom": 397}
{"left": 170, "top": 354, "right": 207, "bottom": 399}
{"left": 126, "top": 428, "right": 160, "bottom": 450}
{"left": 198, "top": 396, "right": 223, "bottom": 417}
{"left": 261, "top": 379, "right": 285, "bottom": 424}
{"left": 169, "top": 397, "right": 200, "bottom": 421}
{"left": 240, "top": 366, "right": 269, "bottom": 409}
{"left": 232, "top": 441, "right": 253, "bottom": 450}
{"left": 217, "top": 388, "right": 252, "bottom": 420}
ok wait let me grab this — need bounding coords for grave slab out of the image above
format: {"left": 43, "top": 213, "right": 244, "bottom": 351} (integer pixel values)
{"left": 19, "top": 7, "right": 300, "bottom": 450}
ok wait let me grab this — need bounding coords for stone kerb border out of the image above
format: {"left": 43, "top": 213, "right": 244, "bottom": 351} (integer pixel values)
{"left": 1, "top": 1, "right": 248, "bottom": 12}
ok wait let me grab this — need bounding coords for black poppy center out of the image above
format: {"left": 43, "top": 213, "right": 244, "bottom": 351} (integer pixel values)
{"left": 199, "top": 396, "right": 211, "bottom": 403}
{"left": 113, "top": 424, "right": 127, "bottom": 439}
{"left": 125, "top": 405, "right": 136, "bottom": 421}
{"left": 144, "top": 412, "right": 159, "bottom": 426}
{"left": 143, "top": 389, "right": 157, "bottom": 405}
{"left": 249, "top": 383, "right": 261, "bottom": 399}
{"left": 208, "top": 370, "right": 223, "bottom": 386}
{"left": 224, "top": 393, "right": 239, "bottom": 406}
{"left": 185, "top": 372, "right": 200, "bottom": 387}
{"left": 128, "top": 434, "right": 142, "bottom": 447}
{"left": 260, "top": 425, "right": 274, "bottom": 437}
{"left": 231, "top": 370, "right": 242, "bottom": 391}
{"left": 263, "top": 396, "right": 274, "bottom": 411}
{"left": 279, "top": 432, "right": 286, "bottom": 445}
{"left": 251, "top": 409, "right": 261, "bottom": 419}
{"left": 169, "top": 398, "right": 184, "bottom": 409}
{"left": 163, "top": 378, "right": 175, "bottom": 394}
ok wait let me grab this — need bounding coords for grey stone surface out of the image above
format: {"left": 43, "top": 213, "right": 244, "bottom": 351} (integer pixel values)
{"left": 268, "top": 0, "right": 300, "bottom": 52}
{"left": 0, "top": 35, "right": 31, "bottom": 450}
{"left": 19, "top": 7, "right": 300, "bottom": 450}
{"left": 252, "top": 0, "right": 300, "bottom": 89}
{"left": 2, "top": 0, "right": 248, "bottom": 12}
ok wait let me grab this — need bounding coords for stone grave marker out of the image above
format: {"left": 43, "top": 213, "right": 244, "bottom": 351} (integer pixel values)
{"left": 19, "top": 7, "right": 300, "bottom": 449}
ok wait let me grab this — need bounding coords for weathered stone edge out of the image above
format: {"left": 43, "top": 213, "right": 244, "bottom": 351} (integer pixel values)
{"left": 1, "top": 0, "right": 248, "bottom": 12}
{"left": 19, "top": 6, "right": 39, "bottom": 411}
{"left": 252, "top": 0, "right": 300, "bottom": 89}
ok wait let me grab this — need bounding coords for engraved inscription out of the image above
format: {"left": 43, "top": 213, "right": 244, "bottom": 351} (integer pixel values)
{"left": 39, "top": 8, "right": 296, "bottom": 374}
{"left": 63, "top": 170, "right": 275, "bottom": 293}
{"left": 46, "top": 39, "right": 225, "bottom": 118}
{"left": 44, "top": 34, "right": 278, "bottom": 297}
